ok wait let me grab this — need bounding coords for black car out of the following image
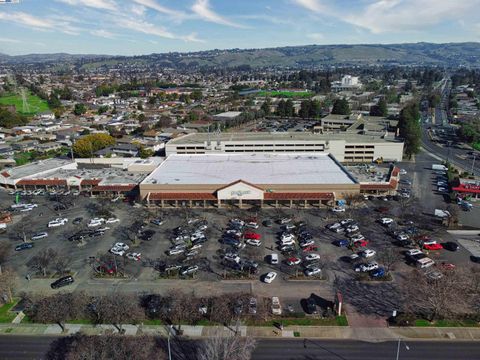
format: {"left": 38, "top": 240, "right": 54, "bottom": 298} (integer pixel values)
{"left": 442, "top": 242, "right": 459, "bottom": 251}
{"left": 15, "top": 243, "right": 34, "bottom": 251}
{"left": 89, "top": 231, "right": 105, "bottom": 238}
{"left": 53, "top": 204, "right": 67, "bottom": 211}
{"left": 68, "top": 233, "right": 85, "bottom": 241}
{"left": 305, "top": 297, "right": 318, "bottom": 314}
{"left": 140, "top": 230, "right": 156, "bottom": 241}
{"left": 73, "top": 217, "right": 83, "bottom": 225}
{"left": 50, "top": 276, "right": 74, "bottom": 289}
{"left": 394, "top": 239, "right": 412, "bottom": 247}
{"left": 222, "top": 237, "right": 240, "bottom": 246}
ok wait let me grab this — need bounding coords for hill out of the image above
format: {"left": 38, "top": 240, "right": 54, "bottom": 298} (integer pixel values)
{"left": 2, "top": 42, "right": 480, "bottom": 69}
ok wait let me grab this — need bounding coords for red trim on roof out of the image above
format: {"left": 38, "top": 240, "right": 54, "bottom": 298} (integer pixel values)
{"left": 360, "top": 179, "right": 398, "bottom": 191}
{"left": 216, "top": 180, "right": 265, "bottom": 192}
{"left": 148, "top": 192, "right": 217, "bottom": 200}
{"left": 391, "top": 167, "right": 400, "bottom": 177}
{"left": 264, "top": 192, "right": 334, "bottom": 200}
{"left": 92, "top": 185, "right": 136, "bottom": 192}
{"left": 1, "top": 171, "right": 10, "bottom": 178}
{"left": 80, "top": 179, "right": 101, "bottom": 186}
{"left": 452, "top": 184, "right": 480, "bottom": 194}
{"left": 17, "top": 179, "right": 67, "bottom": 186}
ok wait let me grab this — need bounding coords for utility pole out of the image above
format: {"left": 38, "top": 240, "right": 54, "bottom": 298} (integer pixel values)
{"left": 472, "top": 153, "right": 477, "bottom": 175}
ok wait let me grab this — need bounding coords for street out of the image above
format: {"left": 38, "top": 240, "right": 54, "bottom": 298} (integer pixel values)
{"left": 1, "top": 336, "right": 480, "bottom": 360}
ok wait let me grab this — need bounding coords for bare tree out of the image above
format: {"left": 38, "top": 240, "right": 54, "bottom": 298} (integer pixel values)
{"left": 54, "top": 254, "right": 72, "bottom": 276}
{"left": 11, "top": 215, "right": 28, "bottom": 243}
{"left": 446, "top": 204, "right": 459, "bottom": 228}
{"left": 27, "top": 248, "right": 58, "bottom": 277}
{"left": 198, "top": 335, "right": 256, "bottom": 360}
{"left": 377, "top": 247, "right": 402, "bottom": 274}
{"left": 0, "top": 241, "right": 11, "bottom": 274}
{"left": 404, "top": 269, "right": 462, "bottom": 321}
{"left": 209, "top": 294, "right": 235, "bottom": 325}
{"left": 94, "top": 293, "right": 144, "bottom": 331}
{"left": 47, "top": 334, "right": 166, "bottom": 360}
{"left": 0, "top": 268, "right": 17, "bottom": 303}
{"left": 28, "top": 293, "right": 88, "bottom": 332}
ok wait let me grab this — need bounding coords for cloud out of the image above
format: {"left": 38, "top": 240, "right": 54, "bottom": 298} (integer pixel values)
{"left": 0, "top": 11, "right": 56, "bottom": 29}
{"left": 130, "top": 4, "right": 146, "bottom": 17}
{"left": 307, "top": 32, "right": 324, "bottom": 41}
{"left": 132, "top": 0, "right": 186, "bottom": 19}
{"left": 192, "top": 0, "right": 247, "bottom": 28}
{"left": 90, "top": 29, "right": 116, "bottom": 38}
{"left": 293, "top": 0, "right": 480, "bottom": 34}
{"left": 56, "top": 0, "right": 117, "bottom": 11}
{"left": 0, "top": 37, "right": 20, "bottom": 43}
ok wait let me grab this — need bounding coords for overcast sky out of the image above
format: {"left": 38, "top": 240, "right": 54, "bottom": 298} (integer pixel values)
{"left": 0, "top": 0, "right": 479, "bottom": 55}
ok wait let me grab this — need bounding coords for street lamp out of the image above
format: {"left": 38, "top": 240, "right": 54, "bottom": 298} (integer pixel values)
{"left": 166, "top": 324, "right": 173, "bottom": 360}
{"left": 472, "top": 153, "right": 477, "bottom": 176}
{"left": 395, "top": 338, "right": 410, "bottom": 360}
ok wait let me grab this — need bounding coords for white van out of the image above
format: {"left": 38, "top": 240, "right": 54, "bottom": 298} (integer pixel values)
{"left": 270, "top": 253, "right": 279, "bottom": 265}
{"left": 416, "top": 257, "right": 435, "bottom": 269}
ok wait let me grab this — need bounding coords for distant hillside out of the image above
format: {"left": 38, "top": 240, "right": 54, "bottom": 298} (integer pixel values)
{"left": 2, "top": 42, "right": 480, "bottom": 69}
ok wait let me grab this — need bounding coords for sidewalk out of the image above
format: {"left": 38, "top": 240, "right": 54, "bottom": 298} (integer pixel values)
{"left": 1, "top": 323, "right": 480, "bottom": 341}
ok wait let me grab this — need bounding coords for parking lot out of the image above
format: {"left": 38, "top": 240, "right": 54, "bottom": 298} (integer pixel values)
{"left": 1, "top": 167, "right": 478, "bottom": 317}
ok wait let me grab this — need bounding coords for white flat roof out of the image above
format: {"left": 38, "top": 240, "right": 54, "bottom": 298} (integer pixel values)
{"left": 143, "top": 153, "right": 357, "bottom": 185}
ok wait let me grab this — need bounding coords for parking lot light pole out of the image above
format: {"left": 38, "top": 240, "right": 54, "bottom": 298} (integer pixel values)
{"left": 396, "top": 338, "right": 410, "bottom": 360}
{"left": 167, "top": 324, "right": 173, "bottom": 360}
{"left": 472, "top": 153, "right": 476, "bottom": 175}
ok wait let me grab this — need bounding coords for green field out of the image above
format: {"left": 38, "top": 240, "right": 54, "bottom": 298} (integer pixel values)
{"left": 0, "top": 91, "right": 50, "bottom": 115}
{"left": 257, "top": 90, "right": 313, "bottom": 98}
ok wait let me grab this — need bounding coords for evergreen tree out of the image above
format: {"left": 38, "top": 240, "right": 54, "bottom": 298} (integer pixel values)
{"left": 398, "top": 102, "right": 421, "bottom": 159}
{"left": 331, "top": 98, "right": 350, "bottom": 115}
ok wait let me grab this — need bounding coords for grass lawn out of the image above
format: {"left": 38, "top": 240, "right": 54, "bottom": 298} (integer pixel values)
{"left": 257, "top": 90, "right": 312, "bottom": 99}
{"left": 473, "top": 142, "right": 480, "bottom": 151}
{"left": 0, "top": 300, "right": 18, "bottom": 323}
{"left": 0, "top": 91, "right": 50, "bottom": 116}
{"left": 415, "top": 319, "right": 480, "bottom": 327}
{"left": 247, "top": 316, "right": 348, "bottom": 327}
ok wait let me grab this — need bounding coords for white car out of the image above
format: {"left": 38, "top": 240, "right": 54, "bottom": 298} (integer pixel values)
{"left": 112, "top": 242, "right": 129, "bottom": 251}
{"left": 331, "top": 207, "right": 346, "bottom": 213}
{"left": 305, "top": 267, "right": 322, "bottom": 276}
{"left": 361, "top": 249, "right": 376, "bottom": 258}
{"left": 31, "top": 232, "right": 48, "bottom": 240}
{"left": 167, "top": 248, "right": 184, "bottom": 256}
{"left": 271, "top": 296, "right": 282, "bottom": 315}
{"left": 340, "top": 219, "right": 354, "bottom": 226}
{"left": 327, "top": 222, "right": 342, "bottom": 230}
{"left": 400, "top": 169, "right": 407, "bottom": 175}
{"left": 281, "top": 233, "right": 295, "bottom": 241}
{"left": 189, "top": 243, "right": 203, "bottom": 250}
{"left": 280, "top": 218, "right": 292, "bottom": 224}
{"left": 20, "top": 206, "right": 34, "bottom": 212}
{"left": 91, "top": 217, "right": 105, "bottom": 223}
{"left": 245, "top": 222, "right": 259, "bottom": 229}
{"left": 246, "top": 239, "right": 262, "bottom": 247}
{"left": 126, "top": 252, "right": 141, "bottom": 261}
{"left": 397, "top": 234, "right": 409, "bottom": 241}
{"left": 406, "top": 249, "right": 423, "bottom": 257}
{"left": 105, "top": 218, "right": 120, "bottom": 224}
{"left": 88, "top": 221, "right": 103, "bottom": 228}
{"left": 263, "top": 272, "right": 277, "bottom": 283}
{"left": 283, "top": 224, "right": 296, "bottom": 230}
{"left": 110, "top": 248, "right": 125, "bottom": 256}
{"left": 280, "top": 238, "right": 295, "bottom": 246}
{"left": 350, "top": 234, "right": 365, "bottom": 242}
{"left": 305, "top": 253, "right": 320, "bottom": 262}
{"left": 438, "top": 187, "right": 448, "bottom": 193}
{"left": 25, "top": 203, "right": 38, "bottom": 208}
{"left": 379, "top": 217, "right": 393, "bottom": 225}
{"left": 48, "top": 218, "right": 68, "bottom": 228}
{"left": 96, "top": 227, "right": 110, "bottom": 232}
{"left": 346, "top": 225, "right": 359, "bottom": 233}
{"left": 355, "top": 262, "right": 379, "bottom": 272}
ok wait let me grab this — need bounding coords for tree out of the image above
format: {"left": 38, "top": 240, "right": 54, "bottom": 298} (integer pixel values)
{"left": 284, "top": 99, "right": 294, "bottom": 117}
{"left": 93, "top": 293, "right": 144, "bottom": 331}
{"left": 97, "top": 105, "right": 109, "bottom": 114}
{"left": 0, "top": 107, "right": 28, "bottom": 128}
{"left": 331, "top": 98, "right": 350, "bottom": 115}
{"left": 73, "top": 103, "right": 87, "bottom": 116}
{"left": 0, "top": 241, "right": 11, "bottom": 274}
{"left": 377, "top": 247, "right": 401, "bottom": 274}
{"left": 198, "top": 335, "right": 256, "bottom": 360}
{"left": 191, "top": 89, "right": 203, "bottom": 101}
{"left": 299, "top": 100, "right": 311, "bottom": 119}
{"left": 28, "top": 293, "right": 88, "bottom": 332}
{"left": 139, "top": 147, "right": 154, "bottom": 159}
{"left": 47, "top": 334, "right": 166, "bottom": 360}
{"left": 0, "top": 268, "right": 17, "bottom": 303}
{"left": 370, "top": 98, "right": 388, "bottom": 117}
{"left": 260, "top": 98, "right": 271, "bottom": 116}
{"left": 27, "top": 248, "right": 58, "bottom": 277}
{"left": 398, "top": 102, "right": 421, "bottom": 159}
{"left": 72, "top": 133, "right": 115, "bottom": 157}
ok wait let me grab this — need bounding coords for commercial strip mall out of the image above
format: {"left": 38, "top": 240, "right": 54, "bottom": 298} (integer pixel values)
{"left": 1, "top": 148, "right": 400, "bottom": 209}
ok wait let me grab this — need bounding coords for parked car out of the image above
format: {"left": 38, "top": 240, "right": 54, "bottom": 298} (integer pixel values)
{"left": 263, "top": 272, "right": 277, "bottom": 283}
{"left": 50, "top": 276, "right": 74, "bottom": 289}
{"left": 279, "top": 217, "right": 291, "bottom": 224}
{"left": 48, "top": 218, "right": 68, "bottom": 228}
{"left": 305, "top": 253, "right": 320, "bottom": 262}
{"left": 15, "top": 243, "right": 34, "bottom": 251}
{"left": 333, "top": 239, "right": 349, "bottom": 247}
{"left": 150, "top": 218, "right": 165, "bottom": 226}
{"left": 331, "top": 207, "right": 345, "bottom": 213}
{"left": 31, "top": 232, "right": 48, "bottom": 240}
{"left": 286, "top": 257, "right": 301, "bottom": 266}
{"left": 180, "top": 265, "right": 199, "bottom": 276}
{"left": 271, "top": 296, "right": 282, "bottom": 315}
{"left": 106, "top": 218, "right": 120, "bottom": 224}
{"left": 423, "top": 243, "right": 443, "bottom": 251}
{"left": 379, "top": 217, "right": 393, "bottom": 225}
{"left": 304, "top": 267, "right": 321, "bottom": 276}
{"left": 269, "top": 253, "right": 279, "bottom": 264}
{"left": 353, "top": 239, "right": 369, "bottom": 247}
{"left": 126, "top": 252, "right": 141, "bottom": 261}
{"left": 73, "top": 217, "right": 83, "bottom": 225}
{"left": 370, "top": 267, "right": 386, "bottom": 278}
{"left": 299, "top": 239, "right": 315, "bottom": 248}
{"left": 244, "top": 232, "right": 261, "bottom": 240}
{"left": 355, "top": 262, "right": 379, "bottom": 272}
{"left": 246, "top": 239, "right": 262, "bottom": 247}
{"left": 361, "top": 249, "right": 376, "bottom": 258}
{"left": 248, "top": 297, "right": 257, "bottom": 315}
{"left": 442, "top": 242, "right": 459, "bottom": 251}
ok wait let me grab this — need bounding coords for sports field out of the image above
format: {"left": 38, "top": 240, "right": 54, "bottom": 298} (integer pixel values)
{"left": 257, "top": 90, "right": 312, "bottom": 98}
{"left": 0, "top": 91, "right": 50, "bottom": 115}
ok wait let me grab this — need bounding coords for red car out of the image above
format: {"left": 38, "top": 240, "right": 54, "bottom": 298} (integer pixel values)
{"left": 302, "top": 245, "right": 318, "bottom": 252}
{"left": 423, "top": 243, "right": 443, "bottom": 251}
{"left": 244, "top": 232, "right": 261, "bottom": 240}
{"left": 440, "top": 262, "right": 456, "bottom": 270}
{"left": 286, "top": 257, "right": 301, "bottom": 266}
{"left": 353, "top": 239, "right": 369, "bottom": 247}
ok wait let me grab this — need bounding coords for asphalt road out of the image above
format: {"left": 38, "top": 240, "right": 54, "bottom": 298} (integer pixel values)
{"left": 1, "top": 336, "right": 480, "bottom": 360}
{"left": 252, "top": 339, "right": 480, "bottom": 360}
